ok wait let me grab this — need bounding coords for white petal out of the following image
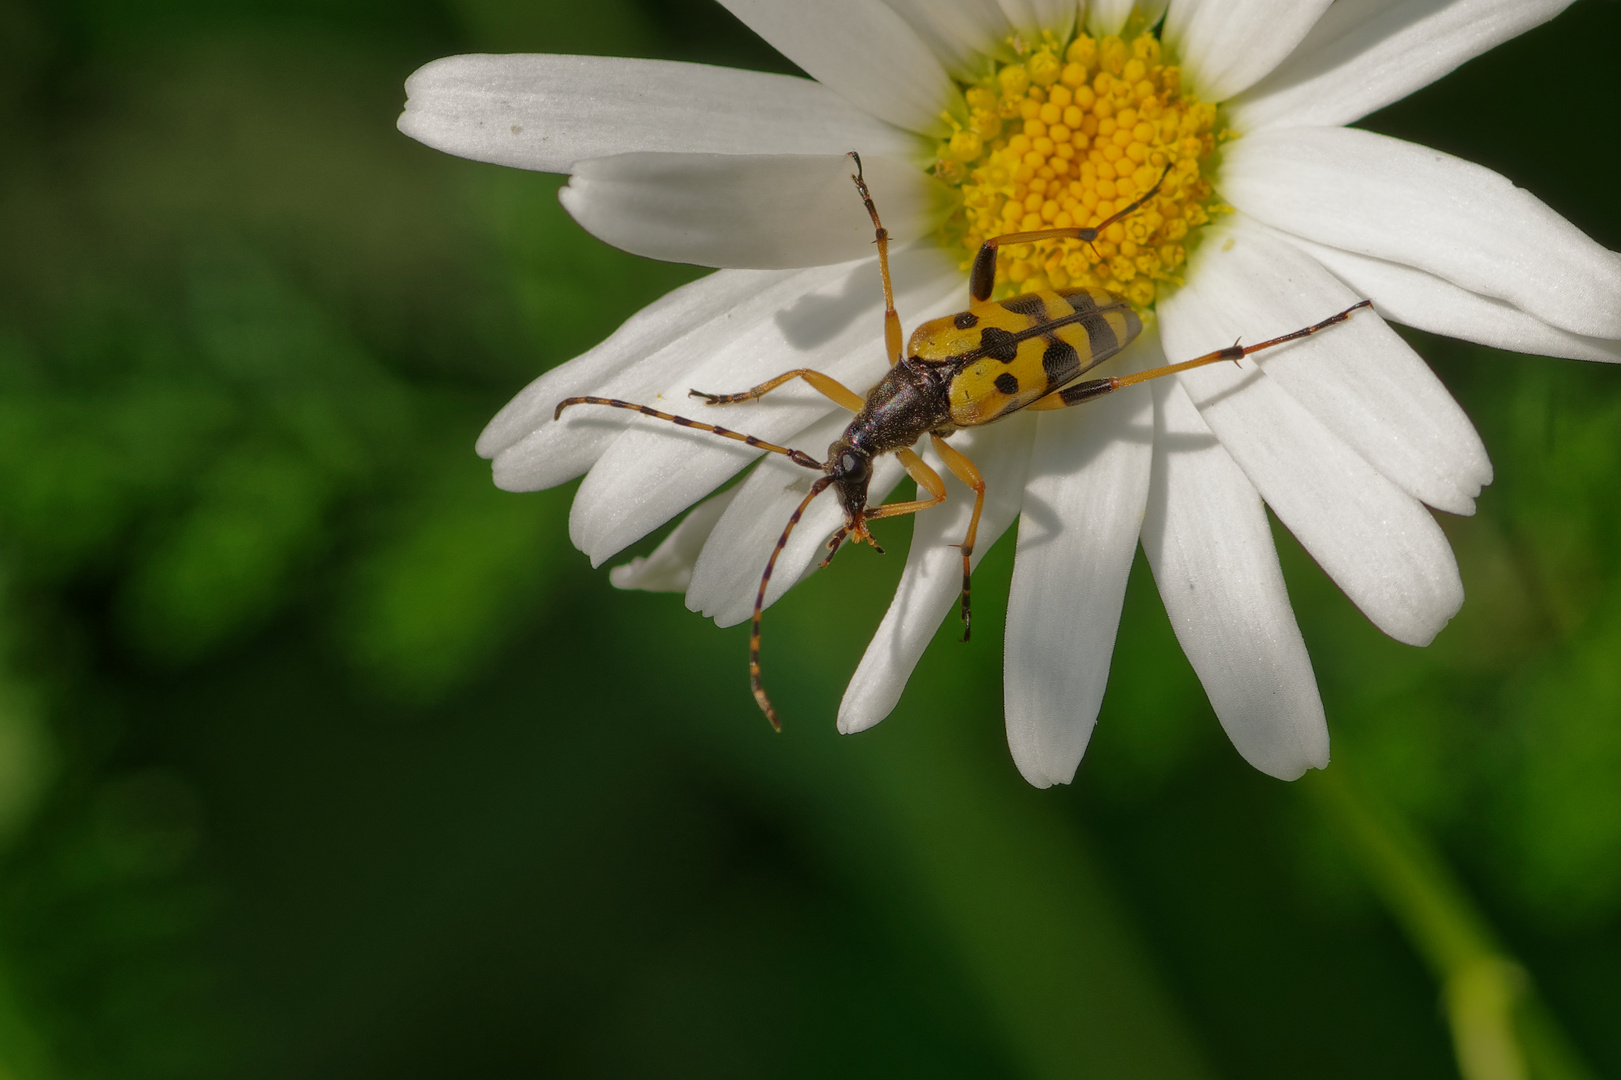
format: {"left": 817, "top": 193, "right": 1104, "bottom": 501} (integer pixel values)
{"left": 560, "top": 152, "right": 948, "bottom": 270}
{"left": 881, "top": 0, "right": 1013, "bottom": 77}
{"left": 838, "top": 417, "right": 1037, "bottom": 734}
{"left": 719, "top": 0, "right": 960, "bottom": 135}
{"left": 609, "top": 487, "right": 738, "bottom": 593}
{"left": 1142, "top": 380, "right": 1327, "bottom": 780}
{"left": 685, "top": 410, "right": 907, "bottom": 626}
{"left": 489, "top": 263, "right": 848, "bottom": 491}
{"left": 397, "top": 54, "right": 917, "bottom": 173}
{"left": 1157, "top": 285, "right": 1464, "bottom": 647}
{"left": 1277, "top": 234, "right": 1621, "bottom": 364}
{"left": 479, "top": 267, "right": 783, "bottom": 464}
{"left": 1162, "top": 0, "right": 1334, "bottom": 102}
{"left": 1085, "top": 0, "right": 1168, "bottom": 36}
{"left": 1002, "top": 340, "right": 1156, "bottom": 788}
{"left": 569, "top": 250, "right": 963, "bottom": 563}
{"left": 1227, "top": 0, "right": 1574, "bottom": 133}
{"left": 996, "top": 0, "right": 1078, "bottom": 39}
{"left": 1184, "top": 214, "right": 1491, "bottom": 514}
{"left": 1220, "top": 126, "right": 1621, "bottom": 340}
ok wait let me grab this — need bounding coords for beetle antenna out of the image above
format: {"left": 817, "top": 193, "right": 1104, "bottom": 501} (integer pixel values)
{"left": 751, "top": 475, "right": 836, "bottom": 730}
{"left": 554, "top": 396, "right": 823, "bottom": 469}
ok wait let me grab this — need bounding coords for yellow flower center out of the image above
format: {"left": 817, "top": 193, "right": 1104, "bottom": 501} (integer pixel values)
{"left": 933, "top": 31, "right": 1220, "bottom": 309}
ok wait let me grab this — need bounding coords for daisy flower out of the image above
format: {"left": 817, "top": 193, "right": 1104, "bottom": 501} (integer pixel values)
{"left": 398, "top": 0, "right": 1621, "bottom": 787}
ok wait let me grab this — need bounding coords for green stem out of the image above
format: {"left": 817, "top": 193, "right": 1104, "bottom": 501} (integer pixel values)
{"left": 1306, "top": 765, "right": 1593, "bottom": 1080}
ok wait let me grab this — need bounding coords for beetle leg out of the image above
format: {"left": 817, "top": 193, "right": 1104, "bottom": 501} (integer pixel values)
{"left": 689, "top": 368, "right": 865, "bottom": 412}
{"left": 928, "top": 435, "right": 985, "bottom": 643}
{"left": 1026, "top": 300, "right": 1375, "bottom": 411}
{"left": 864, "top": 448, "right": 948, "bottom": 522}
{"left": 971, "top": 163, "right": 1173, "bottom": 301}
{"left": 826, "top": 449, "right": 942, "bottom": 567}
{"left": 848, "top": 152, "right": 904, "bottom": 365}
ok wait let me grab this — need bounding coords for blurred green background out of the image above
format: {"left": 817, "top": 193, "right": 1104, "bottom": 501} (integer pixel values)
{"left": 0, "top": 0, "right": 1618, "bottom": 1076}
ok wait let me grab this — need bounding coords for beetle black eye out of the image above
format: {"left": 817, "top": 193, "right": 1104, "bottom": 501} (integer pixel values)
{"left": 839, "top": 452, "right": 866, "bottom": 477}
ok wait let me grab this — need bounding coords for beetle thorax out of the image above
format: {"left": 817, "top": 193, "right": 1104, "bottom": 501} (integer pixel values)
{"left": 842, "top": 361, "right": 952, "bottom": 460}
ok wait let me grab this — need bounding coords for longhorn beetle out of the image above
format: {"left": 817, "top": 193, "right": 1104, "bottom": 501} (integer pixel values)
{"left": 556, "top": 153, "right": 1372, "bottom": 729}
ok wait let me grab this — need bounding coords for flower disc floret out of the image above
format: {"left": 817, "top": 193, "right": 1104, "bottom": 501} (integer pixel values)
{"left": 935, "top": 31, "right": 1219, "bottom": 308}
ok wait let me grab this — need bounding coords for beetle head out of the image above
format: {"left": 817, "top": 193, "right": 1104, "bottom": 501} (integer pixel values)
{"left": 824, "top": 438, "right": 881, "bottom": 555}
{"left": 826, "top": 438, "right": 874, "bottom": 516}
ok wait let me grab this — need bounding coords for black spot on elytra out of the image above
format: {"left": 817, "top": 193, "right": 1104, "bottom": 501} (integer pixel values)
{"left": 1059, "top": 289, "right": 1097, "bottom": 313}
{"left": 1042, "top": 337, "right": 1081, "bottom": 386}
{"left": 994, "top": 373, "right": 1019, "bottom": 395}
{"left": 978, "top": 326, "right": 1019, "bottom": 362}
{"left": 953, "top": 311, "right": 979, "bottom": 329}
{"left": 1003, "top": 294, "right": 1047, "bottom": 318}
{"left": 1081, "top": 312, "right": 1119, "bottom": 358}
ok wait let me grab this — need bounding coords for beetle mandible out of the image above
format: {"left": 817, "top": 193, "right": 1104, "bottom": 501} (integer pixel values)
{"left": 556, "top": 152, "right": 1371, "bottom": 728}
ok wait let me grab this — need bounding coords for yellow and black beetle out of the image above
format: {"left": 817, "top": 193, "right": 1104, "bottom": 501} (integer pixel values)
{"left": 557, "top": 153, "right": 1371, "bottom": 727}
